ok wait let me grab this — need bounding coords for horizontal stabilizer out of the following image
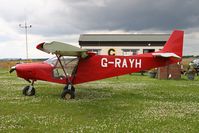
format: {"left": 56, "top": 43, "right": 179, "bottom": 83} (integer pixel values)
{"left": 152, "top": 53, "right": 181, "bottom": 59}
{"left": 37, "top": 41, "right": 88, "bottom": 58}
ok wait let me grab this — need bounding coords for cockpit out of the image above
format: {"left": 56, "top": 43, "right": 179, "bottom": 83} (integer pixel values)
{"left": 45, "top": 56, "right": 79, "bottom": 79}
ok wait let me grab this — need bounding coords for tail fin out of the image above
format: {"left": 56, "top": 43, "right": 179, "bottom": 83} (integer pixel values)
{"left": 161, "top": 30, "right": 184, "bottom": 57}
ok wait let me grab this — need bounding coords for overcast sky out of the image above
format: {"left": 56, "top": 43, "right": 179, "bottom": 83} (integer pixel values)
{"left": 0, "top": 0, "right": 199, "bottom": 59}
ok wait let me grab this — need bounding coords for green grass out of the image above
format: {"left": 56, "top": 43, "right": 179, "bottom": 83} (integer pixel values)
{"left": 1, "top": 69, "right": 199, "bottom": 132}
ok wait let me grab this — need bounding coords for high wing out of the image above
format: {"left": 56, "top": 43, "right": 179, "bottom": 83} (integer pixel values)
{"left": 152, "top": 53, "right": 181, "bottom": 59}
{"left": 36, "top": 41, "right": 88, "bottom": 58}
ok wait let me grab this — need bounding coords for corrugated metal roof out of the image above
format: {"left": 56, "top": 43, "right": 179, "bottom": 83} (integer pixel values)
{"left": 79, "top": 34, "right": 170, "bottom": 42}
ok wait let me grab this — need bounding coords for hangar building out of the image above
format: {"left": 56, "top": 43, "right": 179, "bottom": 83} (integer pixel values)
{"left": 79, "top": 34, "right": 170, "bottom": 55}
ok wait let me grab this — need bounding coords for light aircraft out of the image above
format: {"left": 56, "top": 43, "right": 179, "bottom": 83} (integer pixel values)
{"left": 10, "top": 30, "right": 184, "bottom": 100}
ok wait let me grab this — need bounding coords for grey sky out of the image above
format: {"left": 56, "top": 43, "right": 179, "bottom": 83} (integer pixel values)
{"left": 0, "top": 0, "right": 199, "bottom": 58}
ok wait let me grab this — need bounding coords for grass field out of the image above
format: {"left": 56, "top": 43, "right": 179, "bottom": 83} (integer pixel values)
{"left": 1, "top": 69, "right": 199, "bottom": 133}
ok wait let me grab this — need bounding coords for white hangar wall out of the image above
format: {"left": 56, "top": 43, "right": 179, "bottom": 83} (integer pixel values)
{"left": 79, "top": 34, "right": 170, "bottom": 56}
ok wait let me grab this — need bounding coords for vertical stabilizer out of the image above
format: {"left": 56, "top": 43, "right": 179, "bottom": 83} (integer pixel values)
{"left": 161, "top": 30, "right": 184, "bottom": 57}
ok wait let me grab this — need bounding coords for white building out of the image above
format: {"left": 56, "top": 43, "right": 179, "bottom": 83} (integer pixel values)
{"left": 79, "top": 34, "right": 170, "bottom": 56}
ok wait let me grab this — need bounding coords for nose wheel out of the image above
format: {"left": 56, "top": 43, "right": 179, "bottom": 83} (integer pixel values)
{"left": 22, "top": 85, "right": 35, "bottom": 96}
{"left": 22, "top": 80, "right": 36, "bottom": 96}
{"left": 61, "top": 84, "right": 75, "bottom": 100}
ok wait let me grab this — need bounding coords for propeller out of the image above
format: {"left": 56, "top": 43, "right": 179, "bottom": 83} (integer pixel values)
{"left": 9, "top": 66, "right": 16, "bottom": 73}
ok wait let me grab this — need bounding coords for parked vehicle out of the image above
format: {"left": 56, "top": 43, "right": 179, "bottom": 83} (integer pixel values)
{"left": 189, "top": 59, "right": 199, "bottom": 75}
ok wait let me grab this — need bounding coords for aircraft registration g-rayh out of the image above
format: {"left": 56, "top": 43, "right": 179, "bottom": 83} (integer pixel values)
{"left": 10, "top": 30, "right": 184, "bottom": 100}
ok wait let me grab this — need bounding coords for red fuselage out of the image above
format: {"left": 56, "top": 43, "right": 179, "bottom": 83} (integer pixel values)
{"left": 15, "top": 53, "right": 177, "bottom": 85}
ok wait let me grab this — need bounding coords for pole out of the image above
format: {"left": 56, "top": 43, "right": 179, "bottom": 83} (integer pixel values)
{"left": 25, "top": 21, "right": 28, "bottom": 59}
{"left": 19, "top": 21, "right": 32, "bottom": 60}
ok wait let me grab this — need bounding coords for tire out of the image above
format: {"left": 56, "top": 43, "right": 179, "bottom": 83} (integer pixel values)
{"left": 22, "top": 85, "right": 35, "bottom": 96}
{"left": 61, "top": 85, "right": 75, "bottom": 100}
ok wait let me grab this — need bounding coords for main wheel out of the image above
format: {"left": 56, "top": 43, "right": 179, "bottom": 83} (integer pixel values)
{"left": 22, "top": 85, "right": 35, "bottom": 96}
{"left": 61, "top": 85, "right": 75, "bottom": 100}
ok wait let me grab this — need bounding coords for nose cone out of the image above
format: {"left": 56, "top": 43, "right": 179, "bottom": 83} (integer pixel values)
{"left": 15, "top": 63, "right": 36, "bottom": 79}
{"left": 15, "top": 62, "right": 53, "bottom": 81}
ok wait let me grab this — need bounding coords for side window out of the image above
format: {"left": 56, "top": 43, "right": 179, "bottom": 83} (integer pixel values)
{"left": 53, "top": 67, "right": 65, "bottom": 78}
{"left": 143, "top": 49, "right": 155, "bottom": 53}
{"left": 122, "top": 49, "right": 139, "bottom": 56}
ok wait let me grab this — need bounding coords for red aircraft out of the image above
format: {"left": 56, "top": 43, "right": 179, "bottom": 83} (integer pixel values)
{"left": 10, "top": 30, "right": 184, "bottom": 100}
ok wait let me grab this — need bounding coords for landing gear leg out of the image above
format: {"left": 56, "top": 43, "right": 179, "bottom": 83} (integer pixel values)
{"left": 22, "top": 80, "right": 36, "bottom": 96}
{"left": 61, "top": 83, "right": 75, "bottom": 100}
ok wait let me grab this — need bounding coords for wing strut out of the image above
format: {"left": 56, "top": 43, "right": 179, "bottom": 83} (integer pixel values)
{"left": 55, "top": 54, "right": 81, "bottom": 99}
